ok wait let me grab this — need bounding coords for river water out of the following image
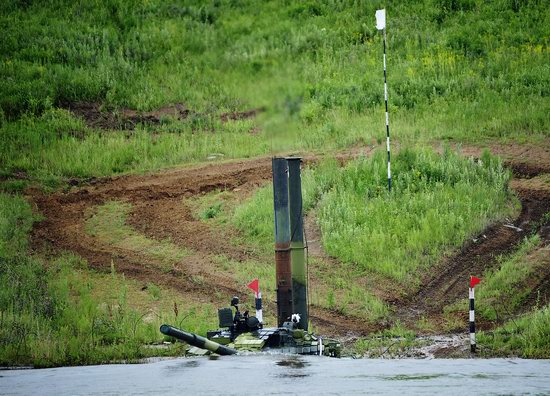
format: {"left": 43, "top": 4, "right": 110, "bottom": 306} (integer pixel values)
{"left": 1, "top": 356, "right": 549, "bottom": 395}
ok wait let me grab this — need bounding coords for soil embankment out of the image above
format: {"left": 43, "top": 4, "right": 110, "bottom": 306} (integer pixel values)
{"left": 29, "top": 143, "right": 550, "bottom": 337}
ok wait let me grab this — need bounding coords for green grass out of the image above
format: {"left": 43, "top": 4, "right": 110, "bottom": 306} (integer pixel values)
{"left": 445, "top": 232, "right": 547, "bottom": 322}
{"left": 85, "top": 201, "right": 188, "bottom": 272}
{"left": 235, "top": 147, "right": 515, "bottom": 285}
{"left": 318, "top": 147, "right": 515, "bottom": 283}
{"left": 0, "top": 192, "right": 218, "bottom": 367}
{"left": 0, "top": 192, "right": 36, "bottom": 259}
{"left": 1, "top": 0, "right": 548, "bottom": 183}
{"left": 478, "top": 305, "right": 550, "bottom": 358}
{"left": 0, "top": 109, "right": 265, "bottom": 182}
{"left": 476, "top": 235, "right": 544, "bottom": 320}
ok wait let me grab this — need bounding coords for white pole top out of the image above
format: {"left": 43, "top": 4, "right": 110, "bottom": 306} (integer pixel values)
{"left": 376, "top": 9, "right": 386, "bottom": 30}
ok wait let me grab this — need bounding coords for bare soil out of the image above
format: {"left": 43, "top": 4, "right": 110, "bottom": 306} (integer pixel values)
{"left": 28, "top": 142, "right": 550, "bottom": 338}
{"left": 63, "top": 102, "right": 262, "bottom": 130}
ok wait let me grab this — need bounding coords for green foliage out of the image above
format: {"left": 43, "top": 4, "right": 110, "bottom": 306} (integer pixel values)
{"left": 147, "top": 283, "right": 161, "bottom": 301}
{"left": 318, "top": 147, "right": 513, "bottom": 282}
{"left": 200, "top": 202, "right": 223, "bottom": 220}
{"left": 233, "top": 184, "right": 273, "bottom": 248}
{"left": 0, "top": 109, "right": 265, "bottom": 182}
{"left": 0, "top": 193, "right": 35, "bottom": 258}
{"left": 0, "top": 193, "right": 215, "bottom": 367}
{"left": 0, "top": 193, "right": 51, "bottom": 318}
{"left": 476, "top": 235, "right": 542, "bottom": 320}
{"left": 326, "top": 290, "right": 336, "bottom": 310}
{"left": 445, "top": 233, "right": 545, "bottom": 321}
{"left": 0, "top": 0, "right": 548, "bottom": 182}
{"left": 479, "top": 305, "right": 550, "bottom": 358}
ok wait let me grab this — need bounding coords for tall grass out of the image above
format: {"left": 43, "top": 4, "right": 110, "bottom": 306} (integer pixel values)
{"left": 445, "top": 233, "right": 547, "bottom": 323}
{"left": 478, "top": 305, "right": 550, "bottom": 358}
{"left": 1, "top": 0, "right": 548, "bottom": 183}
{"left": 0, "top": 108, "right": 266, "bottom": 182}
{"left": 0, "top": 193, "right": 216, "bottom": 367}
{"left": 475, "top": 235, "right": 543, "bottom": 320}
{"left": 318, "top": 147, "right": 514, "bottom": 282}
{"left": 235, "top": 148, "right": 514, "bottom": 285}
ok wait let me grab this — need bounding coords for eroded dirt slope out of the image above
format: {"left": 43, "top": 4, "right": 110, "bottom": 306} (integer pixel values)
{"left": 29, "top": 143, "right": 550, "bottom": 336}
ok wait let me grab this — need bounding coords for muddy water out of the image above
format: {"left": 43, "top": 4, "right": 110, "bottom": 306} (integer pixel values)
{"left": 1, "top": 356, "right": 549, "bottom": 395}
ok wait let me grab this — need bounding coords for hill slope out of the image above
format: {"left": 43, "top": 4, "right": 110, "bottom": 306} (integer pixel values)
{"left": 0, "top": 0, "right": 549, "bottom": 365}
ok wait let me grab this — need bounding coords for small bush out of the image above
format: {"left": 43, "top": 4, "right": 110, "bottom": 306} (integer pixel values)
{"left": 200, "top": 202, "right": 223, "bottom": 220}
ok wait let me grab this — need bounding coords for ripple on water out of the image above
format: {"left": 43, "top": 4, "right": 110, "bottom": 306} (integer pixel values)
{"left": 384, "top": 373, "right": 447, "bottom": 381}
{"left": 275, "top": 357, "right": 310, "bottom": 369}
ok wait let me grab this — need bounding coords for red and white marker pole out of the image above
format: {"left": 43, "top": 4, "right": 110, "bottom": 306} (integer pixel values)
{"left": 469, "top": 276, "right": 481, "bottom": 353}
{"left": 247, "top": 279, "right": 263, "bottom": 324}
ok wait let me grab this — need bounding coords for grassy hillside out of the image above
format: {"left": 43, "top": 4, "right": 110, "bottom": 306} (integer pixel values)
{"left": 233, "top": 147, "right": 516, "bottom": 314}
{"left": 0, "top": 0, "right": 548, "bottom": 365}
{"left": 0, "top": 192, "right": 218, "bottom": 367}
{"left": 1, "top": 0, "right": 548, "bottom": 184}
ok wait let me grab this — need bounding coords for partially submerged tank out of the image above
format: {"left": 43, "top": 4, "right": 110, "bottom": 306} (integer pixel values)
{"left": 160, "top": 157, "right": 341, "bottom": 357}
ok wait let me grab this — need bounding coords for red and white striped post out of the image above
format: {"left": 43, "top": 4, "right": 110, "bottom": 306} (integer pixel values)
{"left": 247, "top": 279, "right": 263, "bottom": 324}
{"left": 469, "top": 276, "right": 481, "bottom": 353}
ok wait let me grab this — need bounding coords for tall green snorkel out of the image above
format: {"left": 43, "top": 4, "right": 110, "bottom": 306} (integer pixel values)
{"left": 272, "top": 157, "right": 308, "bottom": 330}
{"left": 272, "top": 157, "right": 293, "bottom": 327}
{"left": 287, "top": 157, "right": 308, "bottom": 331}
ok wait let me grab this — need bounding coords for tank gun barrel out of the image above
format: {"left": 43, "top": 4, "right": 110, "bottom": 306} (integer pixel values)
{"left": 160, "top": 324, "right": 237, "bottom": 355}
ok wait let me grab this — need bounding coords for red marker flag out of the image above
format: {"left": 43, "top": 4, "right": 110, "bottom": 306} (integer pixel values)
{"left": 470, "top": 276, "right": 481, "bottom": 288}
{"left": 247, "top": 279, "right": 259, "bottom": 294}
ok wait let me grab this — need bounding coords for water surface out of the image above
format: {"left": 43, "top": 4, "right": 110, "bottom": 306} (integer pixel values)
{"left": 1, "top": 356, "right": 549, "bottom": 395}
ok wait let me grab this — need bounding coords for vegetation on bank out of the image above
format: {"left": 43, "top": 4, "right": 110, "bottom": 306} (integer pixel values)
{"left": 1, "top": 0, "right": 549, "bottom": 185}
{"left": 0, "top": 0, "right": 548, "bottom": 365}
{"left": 233, "top": 146, "right": 522, "bottom": 322}
{"left": 478, "top": 305, "right": 550, "bottom": 359}
{"left": 235, "top": 147, "right": 514, "bottom": 283}
{"left": 317, "top": 148, "right": 514, "bottom": 282}
{"left": 444, "top": 232, "right": 550, "bottom": 358}
{"left": 476, "top": 234, "right": 546, "bottom": 321}
{"left": 0, "top": 193, "right": 216, "bottom": 368}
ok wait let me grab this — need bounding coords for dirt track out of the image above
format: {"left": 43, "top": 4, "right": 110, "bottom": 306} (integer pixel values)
{"left": 29, "top": 143, "right": 550, "bottom": 336}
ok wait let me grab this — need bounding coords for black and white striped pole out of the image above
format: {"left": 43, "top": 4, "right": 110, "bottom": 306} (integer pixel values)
{"left": 247, "top": 279, "right": 263, "bottom": 324}
{"left": 469, "top": 276, "right": 481, "bottom": 353}
{"left": 376, "top": 8, "right": 391, "bottom": 192}
{"left": 255, "top": 290, "right": 263, "bottom": 324}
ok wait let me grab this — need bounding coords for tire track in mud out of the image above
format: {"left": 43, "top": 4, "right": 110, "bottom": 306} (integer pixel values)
{"left": 30, "top": 158, "right": 275, "bottom": 308}
{"left": 392, "top": 151, "right": 550, "bottom": 330}
{"left": 403, "top": 187, "right": 549, "bottom": 312}
{"left": 29, "top": 149, "right": 379, "bottom": 336}
{"left": 28, "top": 143, "right": 549, "bottom": 337}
